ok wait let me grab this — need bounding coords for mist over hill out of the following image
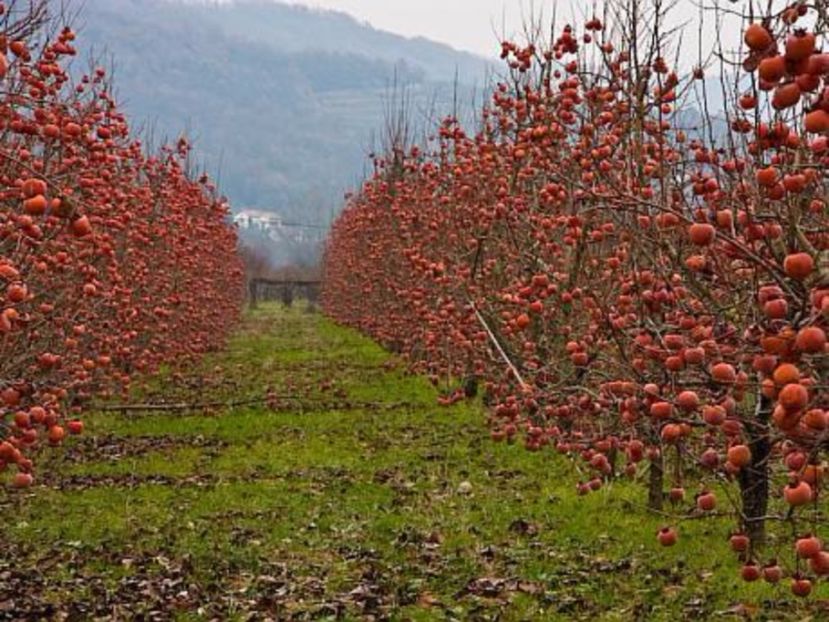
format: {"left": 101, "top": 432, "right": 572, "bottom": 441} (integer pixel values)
{"left": 66, "top": 0, "right": 492, "bottom": 263}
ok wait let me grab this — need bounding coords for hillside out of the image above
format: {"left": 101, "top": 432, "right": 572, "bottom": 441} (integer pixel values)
{"left": 66, "top": 0, "right": 492, "bottom": 262}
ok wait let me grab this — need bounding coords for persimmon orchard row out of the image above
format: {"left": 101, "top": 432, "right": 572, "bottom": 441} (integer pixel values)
{"left": 323, "top": 1, "right": 829, "bottom": 597}
{"left": 0, "top": 3, "right": 244, "bottom": 486}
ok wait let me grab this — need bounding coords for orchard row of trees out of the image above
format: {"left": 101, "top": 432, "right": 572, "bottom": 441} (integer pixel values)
{"left": 0, "top": 1, "right": 244, "bottom": 486}
{"left": 323, "top": 0, "right": 828, "bottom": 596}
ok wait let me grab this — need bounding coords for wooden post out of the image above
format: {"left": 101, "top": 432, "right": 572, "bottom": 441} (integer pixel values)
{"left": 249, "top": 279, "right": 258, "bottom": 309}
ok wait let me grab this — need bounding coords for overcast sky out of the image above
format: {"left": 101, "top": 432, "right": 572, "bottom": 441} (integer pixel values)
{"left": 297, "top": 0, "right": 575, "bottom": 57}
{"left": 285, "top": 0, "right": 743, "bottom": 61}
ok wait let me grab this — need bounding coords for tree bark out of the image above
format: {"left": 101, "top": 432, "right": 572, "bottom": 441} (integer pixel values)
{"left": 739, "top": 393, "right": 772, "bottom": 545}
{"left": 648, "top": 452, "right": 664, "bottom": 511}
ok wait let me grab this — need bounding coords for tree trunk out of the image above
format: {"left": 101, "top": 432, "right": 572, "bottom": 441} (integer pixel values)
{"left": 248, "top": 280, "right": 258, "bottom": 309}
{"left": 463, "top": 375, "right": 478, "bottom": 398}
{"left": 648, "top": 452, "right": 664, "bottom": 511}
{"left": 739, "top": 394, "right": 772, "bottom": 545}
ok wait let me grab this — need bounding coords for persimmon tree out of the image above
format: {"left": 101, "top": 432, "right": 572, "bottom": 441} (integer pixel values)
{"left": 323, "top": 0, "right": 828, "bottom": 596}
{"left": 0, "top": 0, "right": 244, "bottom": 487}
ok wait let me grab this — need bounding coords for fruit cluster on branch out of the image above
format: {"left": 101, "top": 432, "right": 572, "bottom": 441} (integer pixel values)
{"left": 0, "top": 1, "right": 244, "bottom": 487}
{"left": 323, "top": 0, "right": 828, "bottom": 595}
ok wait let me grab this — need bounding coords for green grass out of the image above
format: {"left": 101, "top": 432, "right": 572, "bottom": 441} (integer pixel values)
{"left": 0, "top": 303, "right": 825, "bottom": 620}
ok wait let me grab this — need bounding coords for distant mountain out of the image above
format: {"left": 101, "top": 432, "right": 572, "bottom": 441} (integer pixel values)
{"left": 174, "top": 0, "right": 489, "bottom": 82}
{"left": 61, "top": 0, "right": 492, "bottom": 264}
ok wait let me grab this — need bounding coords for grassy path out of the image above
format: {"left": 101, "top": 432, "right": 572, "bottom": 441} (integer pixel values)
{"left": 0, "top": 305, "right": 824, "bottom": 620}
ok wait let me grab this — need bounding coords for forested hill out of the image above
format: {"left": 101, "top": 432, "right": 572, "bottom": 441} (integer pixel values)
{"left": 66, "top": 0, "right": 492, "bottom": 259}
